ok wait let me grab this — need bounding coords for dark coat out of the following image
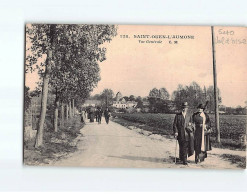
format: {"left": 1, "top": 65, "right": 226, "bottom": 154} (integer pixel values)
{"left": 97, "top": 109, "right": 102, "bottom": 117}
{"left": 173, "top": 112, "right": 194, "bottom": 157}
{"left": 192, "top": 112, "right": 212, "bottom": 154}
{"left": 104, "top": 110, "right": 110, "bottom": 118}
{"left": 173, "top": 112, "right": 191, "bottom": 141}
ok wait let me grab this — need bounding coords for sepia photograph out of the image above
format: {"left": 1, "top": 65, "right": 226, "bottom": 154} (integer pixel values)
{"left": 24, "top": 24, "right": 247, "bottom": 169}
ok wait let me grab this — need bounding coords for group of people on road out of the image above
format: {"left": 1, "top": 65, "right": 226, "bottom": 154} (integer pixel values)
{"left": 81, "top": 107, "right": 111, "bottom": 125}
{"left": 173, "top": 102, "right": 212, "bottom": 165}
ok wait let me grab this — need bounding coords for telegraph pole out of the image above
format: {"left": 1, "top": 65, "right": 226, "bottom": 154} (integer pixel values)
{"left": 211, "top": 26, "right": 220, "bottom": 143}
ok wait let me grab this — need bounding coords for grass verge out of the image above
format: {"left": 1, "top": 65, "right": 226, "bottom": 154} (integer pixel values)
{"left": 220, "top": 154, "right": 246, "bottom": 169}
{"left": 24, "top": 116, "right": 84, "bottom": 165}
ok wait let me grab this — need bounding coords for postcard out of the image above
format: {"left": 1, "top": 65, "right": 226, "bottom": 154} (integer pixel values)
{"left": 24, "top": 24, "right": 246, "bottom": 169}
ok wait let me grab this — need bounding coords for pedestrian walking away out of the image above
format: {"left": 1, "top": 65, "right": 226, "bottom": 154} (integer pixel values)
{"left": 95, "top": 108, "right": 99, "bottom": 122}
{"left": 89, "top": 107, "right": 95, "bottom": 123}
{"left": 104, "top": 107, "right": 111, "bottom": 124}
{"left": 97, "top": 107, "right": 103, "bottom": 124}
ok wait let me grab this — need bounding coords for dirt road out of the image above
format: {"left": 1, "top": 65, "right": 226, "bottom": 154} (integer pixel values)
{"left": 53, "top": 119, "right": 245, "bottom": 169}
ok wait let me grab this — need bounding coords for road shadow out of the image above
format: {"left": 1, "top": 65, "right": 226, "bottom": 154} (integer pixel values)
{"left": 108, "top": 154, "right": 174, "bottom": 164}
{"left": 84, "top": 122, "right": 109, "bottom": 126}
{"left": 86, "top": 135, "right": 144, "bottom": 138}
{"left": 108, "top": 154, "right": 196, "bottom": 166}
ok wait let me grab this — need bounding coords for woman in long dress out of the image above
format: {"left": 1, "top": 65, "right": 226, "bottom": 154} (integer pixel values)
{"left": 192, "top": 104, "right": 212, "bottom": 163}
{"left": 89, "top": 107, "right": 95, "bottom": 122}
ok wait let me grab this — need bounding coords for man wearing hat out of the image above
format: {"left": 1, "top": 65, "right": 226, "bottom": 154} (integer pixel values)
{"left": 173, "top": 102, "right": 194, "bottom": 165}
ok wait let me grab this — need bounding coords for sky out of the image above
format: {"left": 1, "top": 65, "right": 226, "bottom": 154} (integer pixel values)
{"left": 91, "top": 25, "right": 247, "bottom": 107}
{"left": 26, "top": 25, "right": 247, "bottom": 107}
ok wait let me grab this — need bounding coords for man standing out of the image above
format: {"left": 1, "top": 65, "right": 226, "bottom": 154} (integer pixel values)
{"left": 173, "top": 102, "right": 194, "bottom": 165}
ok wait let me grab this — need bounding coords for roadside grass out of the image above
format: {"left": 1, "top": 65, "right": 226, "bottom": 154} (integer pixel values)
{"left": 111, "top": 114, "right": 246, "bottom": 150}
{"left": 24, "top": 116, "right": 84, "bottom": 165}
{"left": 111, "top": 116, "right": 174, "bottom": 139}
{"left": 210, "top": 137, "right": 245, "bottom": 150}
{"left": 220, "top": 154, "right": 246, "bottom": 169}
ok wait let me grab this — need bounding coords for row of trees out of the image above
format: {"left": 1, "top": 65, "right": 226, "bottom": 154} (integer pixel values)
{"left": 88, "top": 82, "right": 222, "bottom": 113}
{"left": 26, "top": 24, "right": 117, "bottom": 148}
{"left": 171, "top": 82, "right": 221, "bottom": 112}
{"left": 147, "top": 83, "right": 221, "bottom": 113}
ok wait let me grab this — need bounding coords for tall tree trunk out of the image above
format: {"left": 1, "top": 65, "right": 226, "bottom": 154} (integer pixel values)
{"left": 35, "top": 51, "right": 52, "bottom": 148}
{"left": 69, "top": 100, "right": 72, "bottom": 118}
{"left": 66, "top": 103, "right": 69, "bottom": 120}
{"left": 61, "top": 102, "right": 64, "bottom": 127}
{"left": 72, "top": 99, "right": 75, "bottom": 116}
{"left": 53, "top": 93, "right": 59, "bottom": 132}
{"left": 35, "top": 24, "right": 56, "bottom": 148}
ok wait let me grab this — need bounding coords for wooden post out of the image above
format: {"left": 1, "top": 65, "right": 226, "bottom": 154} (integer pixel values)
{"left": 66, "top": 103, "right": 69, "bottom": 120}
{"left": 61, "top": 102, "right": 64, "bottom": 127}
{"left": 72, "top": 99, "right": 75, "bottom": 116}
{"left": 211, "top": 26, "right": 220, "bottom": 143}
{"left": 69, "top": 100, "right": 72, "bottom": 118}
{"left": 54, "top": 100, "right": 59, "bottom": 132}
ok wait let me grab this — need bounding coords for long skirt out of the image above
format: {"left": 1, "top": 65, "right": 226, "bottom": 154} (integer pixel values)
{"left": 194, "top": 125, "right": 203, "bottom": 155}
{"left": 90, "top": 113, "right": 94, "bottom": 122}
{"left": 195, "top": 126, "right": 212, "bottom": 161}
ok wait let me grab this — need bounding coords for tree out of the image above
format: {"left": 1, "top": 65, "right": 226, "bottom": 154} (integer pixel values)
{"left": 26, "top": 24, "right": 117, "bottom": 147}
{"left": 149, "top": 88, "right": 159, "bottom": 98}
{"left": 172, "top": 82, "right": 203, "bottom": 110}
{"left": 89, "top": 94, "right": 101, "bottom": 100}
{"left": 172, "top": 82, "right": 222, "bottom": 112}
{"left": 26, "top": 24, "right": 57, "bottom": 147}
{"left": 100, "top": 88, "right": 115, "bottom": 106}
{"left": 236, "top": 106, "right": 244, "bottom": 114}
{"left": 24, "top": 86, "right": 31, "bottom": 111}
{"left": 159, "top": 87, "right": 170, "bottom": 100}
{"left": 136, "top": 96, "right": 143, "bottom": 109}
{"left": 185, "top": 82, "right": 204, "bottom": 108}
{"left": 122, "top": 96, "right": 129, "bottom": 101}
{"left": 129, "top": 95, "right": 135, "bottom": 101}
{"left": 206, "top": 86, "right": 222, "bottom": 112}
{"left": 51, "top": 24, "right": 118, "bottom": 131}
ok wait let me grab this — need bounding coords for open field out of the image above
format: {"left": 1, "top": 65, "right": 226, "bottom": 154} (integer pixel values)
{"left": 112, "top": 113, "right": 247, "bottom": 149}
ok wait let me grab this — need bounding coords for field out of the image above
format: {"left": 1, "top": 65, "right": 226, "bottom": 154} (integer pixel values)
{"left": 112, "top": 113, "right": 247, "bottom": 149}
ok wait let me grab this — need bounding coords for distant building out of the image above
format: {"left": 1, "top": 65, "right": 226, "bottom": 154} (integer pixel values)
{"left": 113, "top": 98, "right": 127, "bottom": 108}
{"left": 113, "top": 92, "right": 138, "bottom": 109}
{"left": 116, "top": 92, "right": 123, "bottom": 101}
{"left": 83, "top": 100, "right": 101, "bottom": 107}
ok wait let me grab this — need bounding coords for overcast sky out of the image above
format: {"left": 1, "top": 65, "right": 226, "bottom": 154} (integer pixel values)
{"left": 92, "top": 25, "right": 247, "bottom": 107}
{"left": 26, "top": 25, "right": 247, "bottom": 107}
